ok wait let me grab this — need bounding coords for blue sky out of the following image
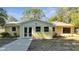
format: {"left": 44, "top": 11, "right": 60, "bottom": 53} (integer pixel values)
{"left": 4, "top": 7, "right": 57, "bottom": 20}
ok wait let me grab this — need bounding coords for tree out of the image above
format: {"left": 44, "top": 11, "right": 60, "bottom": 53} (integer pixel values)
{"left": 23, "top": 8, "right": 45, "bottom": 20}
{"left": 56, "top": 7, "right": 73, "bottom": 23}
{"left": 48, "top": 16, "right": 58, "bottom": 22}
{"left": 48, "top": 7, "right": 79, "bottom": 26}
{"left": 0, "top": 8, "right": 7, "bottom": 28}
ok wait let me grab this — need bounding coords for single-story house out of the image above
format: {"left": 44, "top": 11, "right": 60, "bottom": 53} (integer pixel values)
{"left": 0, "top": 20, "right": 77, "bottom": 39}
{"left": 5, "top": 20, "right": 53, "bottom": 39}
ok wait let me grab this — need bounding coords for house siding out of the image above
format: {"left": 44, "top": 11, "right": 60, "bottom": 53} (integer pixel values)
{"left": 20, "top": 20, "right": 53, "bottom": 39}
{"left": 5, "top": 26, "right": 20, "bottom": 36}
{"left": 55, "top": 26, "right": 62, "bottom": 35}
{"left": 3, "top": 21, "right": 76, "bottom": 39}
{"left": 32, "top": 26, "right": 53, "bottom": 39}
{"left": 54, "top": 26, "right": 75, "bottom": 36}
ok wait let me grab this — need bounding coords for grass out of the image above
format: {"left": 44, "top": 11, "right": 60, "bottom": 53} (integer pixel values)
{"left": 28, "top": 37, "right": 79, "bottom": 51}
{"left": 0, "top": 38, "right": 17, "bottom": 47}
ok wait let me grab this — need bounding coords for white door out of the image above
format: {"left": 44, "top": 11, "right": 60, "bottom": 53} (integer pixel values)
{"left": 24, "top": 27, "right": 32, "bottom": 38}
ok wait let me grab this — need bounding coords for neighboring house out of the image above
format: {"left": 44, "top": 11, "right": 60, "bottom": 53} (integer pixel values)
{"left": 5, "top": 22, "right": 20, "bottom": 36}
{"left": 0, "top": 26, "right": 5, "bottom": 33}
{"left": 0, "top": 15, "right": 17, "bottom": 33}
{"left": 0, "top": 19, "right": 77, "bottom": 39}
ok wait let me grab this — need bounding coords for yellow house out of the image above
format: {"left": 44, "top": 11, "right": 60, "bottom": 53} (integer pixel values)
{"left": 5, "top": 20, "right": 53, "bottom": 39}
{"left": 0, "top": 20, "right": 77, "bottom": 39}
{"left": 52, "top": 21, "right": 75, "bottom": 37}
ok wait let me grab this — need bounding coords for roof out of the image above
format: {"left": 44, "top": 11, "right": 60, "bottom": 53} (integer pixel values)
{"left": 6, "top": 20, "right": 53, "bottom": 26}
{"left": 6, "top": 20, "right": 75, "bottom": 27}
{"left": 52, "top": 21, "right": 74, "bottom": 27}
{"left": 7, "top": 22, "right": 19, "bottom": 24}
{"left": 6, "top": 15, "right": 17, "bottom": 23}
{"left": 19, "top": 19, "right": 53, "bottom": 25}
{"left": 5, "top": 21, "right": 20, "bottom": 26}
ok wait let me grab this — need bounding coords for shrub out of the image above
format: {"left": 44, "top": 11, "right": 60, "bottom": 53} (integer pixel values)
{"left": 0, "top": 32, "right": 12, "bottom": 38}
{"left": 53, "top": 32, "right": 57, "bottom": 38}
{"left": 13, "top": 33, "right": 19, "bottom": 37}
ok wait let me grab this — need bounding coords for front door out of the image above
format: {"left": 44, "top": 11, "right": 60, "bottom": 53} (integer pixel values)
{"left": 24, "top": 27, "right": 32, "bottom": 38}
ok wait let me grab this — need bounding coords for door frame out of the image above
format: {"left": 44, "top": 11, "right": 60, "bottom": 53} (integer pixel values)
{"left": 24, "top": 27, "right": 32, "bottom": 38}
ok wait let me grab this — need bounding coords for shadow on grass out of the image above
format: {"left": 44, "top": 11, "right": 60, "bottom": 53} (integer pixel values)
{"left": 0, "top": 38, "right": 17, "bottom": 47}
{"left": 28, "top": 37, "right": 79, "bottom": 51}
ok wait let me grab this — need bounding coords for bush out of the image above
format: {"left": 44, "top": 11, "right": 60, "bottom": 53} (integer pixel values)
{"left": 0, "top": 32, "right": 12, "bottom": 38}
{"left": 53, "top": 32, "right": 57, "bottom": 38}
{"left": 13, "top": 33, "right": 19, "bottom": 37}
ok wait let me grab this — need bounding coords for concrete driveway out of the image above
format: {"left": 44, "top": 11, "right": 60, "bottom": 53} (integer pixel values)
{"left": 0, "top": 38, "right": 32, "bottom": 51}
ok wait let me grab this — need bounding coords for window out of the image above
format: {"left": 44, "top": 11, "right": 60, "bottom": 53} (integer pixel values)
{"left": 53, "top": 27, "right": 55, "bottom": 31}
{"left": 44, "top": 27, "right": 49, "bottom": 32}
{"left": 24, "top": 27, "right": 27, "bottom": 36}
{"left": 12, "top": 27, "right": 16, "bottom": 31}
{"left": 63, "top": 28, "right": 71, "bottom": 33}
{"left": 36, "top": 27, "right": 41, "bottom": 32}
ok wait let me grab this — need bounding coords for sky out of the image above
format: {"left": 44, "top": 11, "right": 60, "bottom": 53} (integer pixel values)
{"left": 3, "top": 7, "right": 57, "bottom": 21}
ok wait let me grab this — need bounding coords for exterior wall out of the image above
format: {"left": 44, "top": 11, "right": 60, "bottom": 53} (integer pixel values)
{"left": 55, "top": 26, "right": 75, "bottom": 36}
{"left": 5, "top": 26, "right": 20, "bottom": 36}
{"left": 20, "top": 20, "right": 53, "bottom": 39}
{"left": 71, "top": 27, "right": 74, "bottom": 34}
{"left": 4, "top": 20, "right": 76, "bottom": 38}
{"left": 20, "top": 24, "right": 24, "bottom": 38}
{"left": 55, "top": 26, "right": 62, "bottom": 35}
{"left": 32, "top": 26, "right": 53, "bottom": 39}
{"left": 0, "top": 27, "right": 5, "bottom": 33}
{"left": 62, "top": 26, "right": 74, "bottom": 34}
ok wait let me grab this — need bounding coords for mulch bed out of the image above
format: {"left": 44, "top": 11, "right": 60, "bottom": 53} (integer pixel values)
{"left": 28, "top": 38, "right": 79, "bottom": 51}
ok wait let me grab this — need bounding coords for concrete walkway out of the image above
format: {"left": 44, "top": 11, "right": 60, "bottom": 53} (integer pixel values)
{"left": 0, "top": 38, "right": 32, "bottom": 51}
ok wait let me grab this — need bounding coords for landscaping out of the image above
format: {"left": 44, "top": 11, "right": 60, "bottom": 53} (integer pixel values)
{"left": 0, "top": 32, "right": 18, "bottom": 47}
{"left": 28, "top": 37, "right": 79, "bottom": 51}
{"left": 0, "top": 38, "right": 17, "bottom": 47}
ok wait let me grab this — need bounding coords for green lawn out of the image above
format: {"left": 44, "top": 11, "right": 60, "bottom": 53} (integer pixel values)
{"left": 28, "top": 38, "right": 79, "bottom": 51}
